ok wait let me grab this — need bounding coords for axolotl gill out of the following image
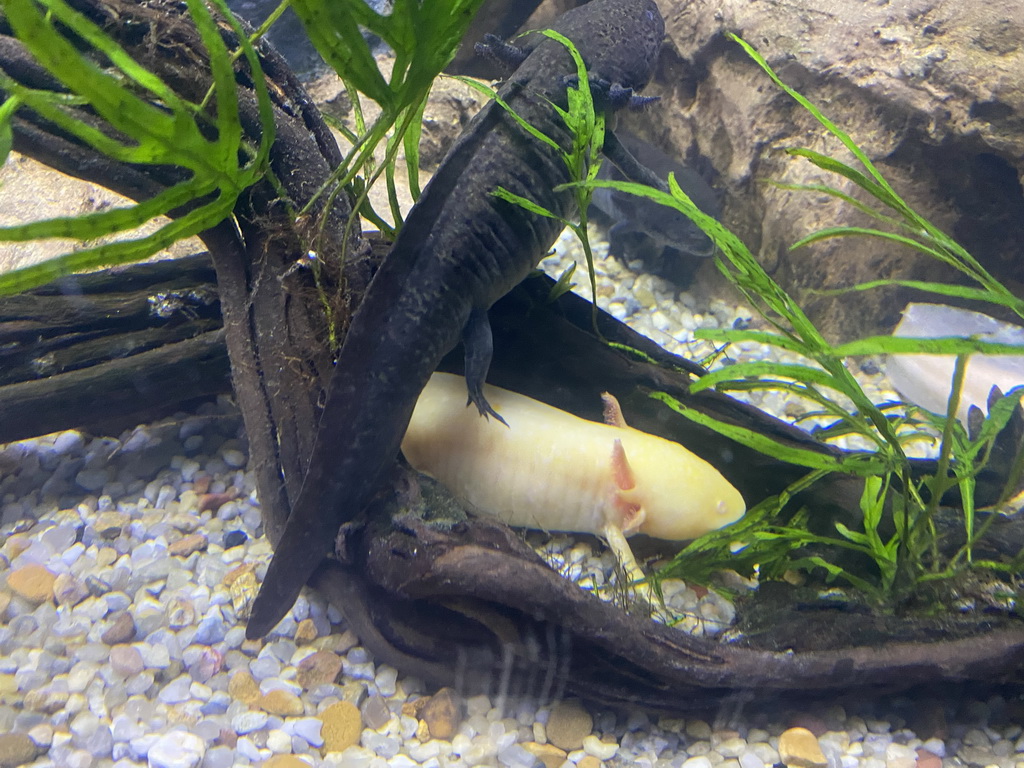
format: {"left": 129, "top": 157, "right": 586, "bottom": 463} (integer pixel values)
{"left": 246, "top": 0, "right": 666, "bottom": 638}
{"left": 402, "top": 373, "right": 746, "bottom": 582}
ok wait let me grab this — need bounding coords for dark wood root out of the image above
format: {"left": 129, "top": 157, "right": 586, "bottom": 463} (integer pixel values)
{"left": 324, "top": 494, "right": 1024, "bottom": 711}
{"left": 0, "top": 255, "right": 227, "bottom": 443}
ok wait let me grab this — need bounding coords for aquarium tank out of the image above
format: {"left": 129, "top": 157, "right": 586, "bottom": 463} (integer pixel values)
{"left": 0, "top": 0, "right": 1023, "bottom": 767}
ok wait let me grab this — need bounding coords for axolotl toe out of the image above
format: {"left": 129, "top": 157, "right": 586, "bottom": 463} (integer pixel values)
{"left": 401, "top": 372, "right": 745, "bottom": 582}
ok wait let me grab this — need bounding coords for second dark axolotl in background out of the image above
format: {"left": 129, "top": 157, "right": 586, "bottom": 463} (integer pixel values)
{"left": 590, "top": 130, "right": 722, "bottom": 288}
{"left": 246, "top": 0, "right": 665, "bottom": 638}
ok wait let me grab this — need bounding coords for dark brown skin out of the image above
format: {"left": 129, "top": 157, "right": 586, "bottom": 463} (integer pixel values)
{"left": 246, "top": 0, "right": 665, "bottom": 639}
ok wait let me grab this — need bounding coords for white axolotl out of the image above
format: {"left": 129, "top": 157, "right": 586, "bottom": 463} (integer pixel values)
{"left": 401, "top": 372, "right": 745, "bottom": 584}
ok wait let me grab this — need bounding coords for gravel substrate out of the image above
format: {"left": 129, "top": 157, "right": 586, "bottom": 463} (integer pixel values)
{"left": 0, "top": 235, "right": 1016, "bottom": 768}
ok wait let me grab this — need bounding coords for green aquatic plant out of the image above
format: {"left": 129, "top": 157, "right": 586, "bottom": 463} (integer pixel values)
{"left": 0, "top": 0, "right": 275, "bottom": 296}
{"left": 579, "top": 35, "right": 1024, "bottom": 607}
{"left": 288, "top": 0, "right": 488, "bottom": 242}
{"left": 0, "top": 0, "right": 486, "bottom": 294}
{"left": 472, "top": 23, "right": 1024, "bottom": 605}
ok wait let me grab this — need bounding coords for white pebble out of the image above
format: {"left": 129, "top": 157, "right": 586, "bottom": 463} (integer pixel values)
{"left": 232, "top": 710, "right": 269, "bottom": 734}
{"left": 157, "top": 674, "right": 192, "bottom": 704}
{"left": 292, "top": 717, "right": 323, "bottom": 748}
{"left": 221, "top": 449, "right": 246, "bottom": 468}
{"left": 583, "top": 734, "right": 618, "bottom": 760}
{"left": 136, "top": 643, "right": 171, "bottom": 669}
{"left": 266, "top": 729, "right": 292, "bottom": 754}
{"left": 146, "top": 731, "right": 205, "bottom": 768}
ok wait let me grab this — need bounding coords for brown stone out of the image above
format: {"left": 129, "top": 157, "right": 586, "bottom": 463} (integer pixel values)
{"left": 100, "top": 611, "right": 136, "bottom": 645}
{"left": 109, "top": 645, "right": 144, "bottom": 677}
{"left": 916, "top": 749, "right": 942, "bottom": 768}
{"left": 225, "top": 563, "right": 257, "bottom": 614}
{"left": 96, "top": 547, "right": 117, "bottom": 567}
{"left": 263, "top": 757, "right": 309, "bottom": 768}
{"left": 320, "top": 700, "right": 362, "bottom": 753}
{"left": 215, "top": 728, "right": 237, "bottom": 749}
{"left": 294, "top": 618, "right": 319, "bottom": 644}
{"left": 402, "top": 699, "right": 423, "bottom": 718}
{"left": 421, "top": 687, "right": 462, "bottom": 741}
{"left": 779, "top": 727, "right": 828, "bottom": 768}
{"left": 224, "top": 562, "right": 256, "bottom": 586}
{"left": 168, "top": 532, "right": 208, "bottom": 557}
{"left": 258, "top": 688, "right": 305, "bottom": 716}
{"left": 24, "top": 689, "right": 68, "bottom": 714}
{"left": 53, "top": 572, "right": 89, "bottom": 606}
{"left": 7, "top": 564, "right": 57, "bottom": 604}
{"left": 524, "top": 741, "right": 568, "bottom": 768}
{"left": 313, "top": 629, "right": 359, "bottom": 654}
{"left": 0, "top": 733, "right": 43, "bottom": 768}
{"left": 578, "top": 757, "right": 601, "bottom": 768}
{"left": 94, "top": 511, "right": 129, "bottom": 538}
{"left": 199, "top": 491, "right": 237, "bottom": 513}
{"left": 788, "top": 714, "right": 827, "bottom": 737}
{"left": 227, "top": 669, "right": 260, "bottom": 705}
{"left": 546, "top": 699, "right": 593, "bottom": 752}
{"left": 296, "top": 650, "right": 342, "bottom": 690}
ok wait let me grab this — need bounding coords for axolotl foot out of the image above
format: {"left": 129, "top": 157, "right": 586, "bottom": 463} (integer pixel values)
{"left": 461, "top": 307, "right": 509, "bottom": 427}
{"left": 475, "top": 33, "right": 529, "bottom": 70}
{"left": 562, "top": 75, "right": 661, "bottom": 112}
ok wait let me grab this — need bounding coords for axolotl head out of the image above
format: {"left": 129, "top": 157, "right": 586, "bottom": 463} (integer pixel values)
{"left": 616, "top": 429, "right": 745, "bottom": 542}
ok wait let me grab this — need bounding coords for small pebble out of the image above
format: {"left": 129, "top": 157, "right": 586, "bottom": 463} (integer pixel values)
{"left": 422, "top": 687, "right": 462, "bottom": 741}
{"left": 0, "top": 733, "right": 43, "bottom": 767}
{"left": 525, "top": 741, "right": 568, "bottom": 768}
{"left": 297, "top": 650, "right": 342, "bottom": 689}
{"left": 320, "top": 700, "right": 362, "bottom": 752}
{"left": 147, "top": 731, "right": 205, "bottom": 768}
{"left": 228, "top": 670, "right": 261, "bottom": 705}
{"left": 101, "top": 611, "right": 136, "bottom": 645}
{"left": 7, "top": 563, "right": 57, "bottom": 604}
{"left": 259, "top": 688, "right": 305, "bottom": 716}
{"left": 779, "top": 727, "right": 828, "bottom": 768}
{"left": 546, "top": 699, "right": 593, "bottom": 751}
{"left": 361, "top": 695, "right": 392, "bottom": 730}
{"left": 109, "top": 645, "right": 144, "bottom": 677}
{"left": 168, "top": 533, "right": 208, "bottom": 557}
{"left": 53, "top": 572, "right": 89, "bottom": 606}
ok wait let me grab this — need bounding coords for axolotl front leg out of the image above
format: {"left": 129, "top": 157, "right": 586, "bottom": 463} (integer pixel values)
{"left": 600, "top": 394, "right": 662, "bottom": 598}
{"left": 462, "top": 307, "right": 508, "bottom": 426}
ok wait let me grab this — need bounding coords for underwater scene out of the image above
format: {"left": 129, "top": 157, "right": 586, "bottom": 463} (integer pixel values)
{"left": 0, "top": 0, "right": 1023, "bottom": 766}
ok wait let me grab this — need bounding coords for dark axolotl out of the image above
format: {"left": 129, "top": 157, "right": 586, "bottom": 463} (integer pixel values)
{"left": 590, "top": 131, "right": 722, "bottom": 287}
{"left": 246, "top": 0, "right": 665, "bottom": 639}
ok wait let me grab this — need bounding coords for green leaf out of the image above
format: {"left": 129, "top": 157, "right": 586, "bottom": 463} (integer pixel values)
{"left": 492, "top": 186, "right": 562, "bottom": 220}
{"left": 548, "top": 262, "right": 577, "bottom": 303}
{"left": 0, "top": 96, "right": 19, "bottom": 167}
{"left": 688, "top": 361, "right": 843, "bottom": 395}
{"left": 834, "top": 335, "right": 1024, "bottom": 357}
{"left": 810, "top": 279, "right": 1024, "bottom": 310}
{"left": 649, "top": 391, "right": 887, "bottom": 473}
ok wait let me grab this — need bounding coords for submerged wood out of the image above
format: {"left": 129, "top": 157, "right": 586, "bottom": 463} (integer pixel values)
{"left": 0, "top": 256, "right": 227, "bottom": 443}
{"left": 2, "top": 0, "right": 1023, "bottom": 709}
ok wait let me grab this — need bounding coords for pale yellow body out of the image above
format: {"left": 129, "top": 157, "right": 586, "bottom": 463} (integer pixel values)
{"left": 401, "top": 373, "right": 745, "bottom": 546}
